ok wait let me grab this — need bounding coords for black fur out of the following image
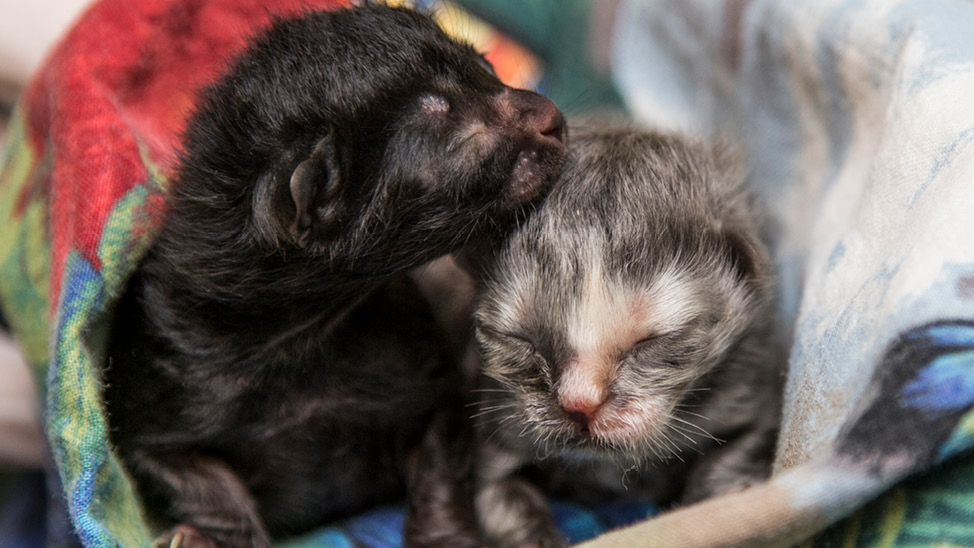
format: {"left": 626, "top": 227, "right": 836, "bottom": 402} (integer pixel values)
{"left": 103, "top": 5, "right": 565, "bottom": 548}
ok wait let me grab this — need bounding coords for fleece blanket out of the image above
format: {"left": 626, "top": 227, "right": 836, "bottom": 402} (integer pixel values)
{"left": 0, "top": 0, "right": 654, "bottom": 546}
{"left": 469, "top": 0, "right": 974, "bottom": 546}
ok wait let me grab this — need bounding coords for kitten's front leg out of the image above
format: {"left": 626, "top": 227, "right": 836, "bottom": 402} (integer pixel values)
{"left": 474, "top": 443, "right": 564, "bottom": 548}
{"left": 404, "top": 405, "right": 484, "bottom": 548}
{"left": 129, "top": 450, "right": 270, "bottom": 548}
{"left": 476, "top": 477, "right": 564, "bottom": 548}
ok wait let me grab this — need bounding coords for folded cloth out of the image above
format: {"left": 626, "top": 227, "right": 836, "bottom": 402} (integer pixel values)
{"left": 0, "top": 0, "right": 651, "bottom": 546}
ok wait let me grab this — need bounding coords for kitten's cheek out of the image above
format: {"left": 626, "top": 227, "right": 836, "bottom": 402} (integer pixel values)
{"left": 588, "top": 407, "right": 634, "bottom": 438}
{"left": 588, "top": 402, "right": 664, "bottom": 443}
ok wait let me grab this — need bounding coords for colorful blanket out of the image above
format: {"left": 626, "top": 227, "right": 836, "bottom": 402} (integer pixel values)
{"left": 0, "top": 0, "right": 650, "bottom": 546}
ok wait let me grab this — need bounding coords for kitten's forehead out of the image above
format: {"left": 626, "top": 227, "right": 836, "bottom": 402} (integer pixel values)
{"left": 566, "top": 258, "right": 700, "bottom": 356}
{"left": 485, "top": 224, "right": 705, "bottom": 353}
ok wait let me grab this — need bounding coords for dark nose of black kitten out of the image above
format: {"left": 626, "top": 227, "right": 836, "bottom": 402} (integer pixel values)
{"left": 509, "top": 88, "right": 566, "bottom": 147}
{"left": 498, "top": 89, "right": 566, "bottom": 206}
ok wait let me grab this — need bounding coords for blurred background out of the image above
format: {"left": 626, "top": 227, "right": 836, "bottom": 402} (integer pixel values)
{"left": 0, "top": 0, "right": 90, "bottom": 471}
{"left": 1, "top": 0, "right": 90, "bottom": 137}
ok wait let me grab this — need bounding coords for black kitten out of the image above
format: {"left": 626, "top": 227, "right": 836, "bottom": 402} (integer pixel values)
{"left": 473, "top": 123, "right": 779, "bottom": 548}
{"left": 103, "top": 5, "right": 565, "bottom": 548}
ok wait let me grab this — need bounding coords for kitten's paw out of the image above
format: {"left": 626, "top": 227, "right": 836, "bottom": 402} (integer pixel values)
{"left": 509, "top": 535, "right": 566, "bottom": 548}
{"left": 477, "top": 477, "right": 566, "bottom": 548}
{"left": 153, "top": 525, "right": 219, "bottom": 548}
{"left": 152, "top": 524, "right": 270, "bottom": 548}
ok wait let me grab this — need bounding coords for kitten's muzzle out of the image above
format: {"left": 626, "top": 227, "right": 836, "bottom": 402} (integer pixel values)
{"left": 499, "top": 89, "right": 566, "bottom": 206}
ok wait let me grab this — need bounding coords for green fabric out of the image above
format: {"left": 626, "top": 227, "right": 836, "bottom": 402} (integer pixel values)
{"left": 0, "top": 109, "right": 50, "bottom": 388}
{"left": 808, "top": 455, "right": 974, "bottom": 548}
{"left": 456, "top": 0, "right": 624, "bottom": 114}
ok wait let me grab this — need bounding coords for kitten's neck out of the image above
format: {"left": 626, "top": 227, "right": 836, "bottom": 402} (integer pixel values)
{"left": 139, "top": 206, "right": 392, "bottom": 366}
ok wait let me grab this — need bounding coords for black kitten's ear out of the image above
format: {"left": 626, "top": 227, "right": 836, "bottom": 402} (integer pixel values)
{"left": 288, "top": 132, "right": 342, "bottom": 247}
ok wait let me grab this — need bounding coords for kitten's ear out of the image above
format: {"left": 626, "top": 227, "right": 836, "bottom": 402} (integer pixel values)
{"left": 712, "top": 140, "right": 749, "bottom": 187}
{"left": 711, "top": 141, "right": 768, "bottom": 288}
{"left": 723, "top": 229, "right": 771, "bottom": 301}
{"left": 288, "top": 132, "right": 342, "bottom": 247}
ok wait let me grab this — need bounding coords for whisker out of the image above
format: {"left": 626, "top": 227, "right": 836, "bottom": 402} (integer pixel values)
{"left": 664, "top": 418, "right": 697, "bottom": 444}
{"left": 666, "top": 424, "right": 706, "bottom": 455}
{"left": 669, "top": 416, "right": 724, "bottom": 443}
{"left": 469, "top": 406, "right": 515, "bottom": 419}
{"left": 677, "top": 409, "right": 713, "bottom": 422}
{"left": 658, "top": 432, "right": 685, "bottom": 462}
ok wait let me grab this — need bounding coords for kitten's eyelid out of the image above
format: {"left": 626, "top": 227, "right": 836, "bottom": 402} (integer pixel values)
{"left": 633, "top": 333, "right": 663, "bottom": 350}
{"left": 629, "top": 328, "right": 682, "bottom": 354}
{"left": 496, "top": 331, "right": 551, "bottom": 368}
{"left": 502, "top": 332, "right": 538, "bottom": 351}
{"left": 617, "top": 335, "right": 655, "bottom": 363}
{"left": 481, "top": 326, "right": 539, "bottom": 352}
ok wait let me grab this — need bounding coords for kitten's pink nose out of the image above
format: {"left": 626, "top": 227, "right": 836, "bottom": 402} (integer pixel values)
{"left": 560, "top": 395, "right": 606, "bottom": 431}
{"left": 557, "top": 359, "right": 611, "bottom": 432}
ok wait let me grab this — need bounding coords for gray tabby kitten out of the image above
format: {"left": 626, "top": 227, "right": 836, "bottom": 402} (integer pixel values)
{"left": 472, "top": 123, "right": 781, "bottom": 548}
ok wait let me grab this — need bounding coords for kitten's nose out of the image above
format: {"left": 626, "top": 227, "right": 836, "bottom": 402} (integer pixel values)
{"left": 501, "top": 88, "right": 567, "bottom": 146}
{"left": 557, "top": 360, "right": 610, "bottom": 432}
{"left": 560, "top": 396, "right": 606, "bottom": 431}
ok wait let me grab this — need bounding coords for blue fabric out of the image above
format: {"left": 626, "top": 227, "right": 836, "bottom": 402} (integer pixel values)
{"left": 276, "top": 502, "right": 658, "bottom": 548}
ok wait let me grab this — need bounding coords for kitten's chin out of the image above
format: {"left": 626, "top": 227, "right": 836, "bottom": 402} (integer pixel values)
{"left": 553, "top": 434, "right": 651, "bottom": 467}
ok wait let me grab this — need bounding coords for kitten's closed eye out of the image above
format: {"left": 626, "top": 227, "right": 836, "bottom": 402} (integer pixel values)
{"left": 420, "top": 93, "right": 450, "bottom": 115}
{"left": 496, "top": 332, "right": 545, "bottom": 361}
{"left": 616, "top": 333, "right": 663, "bottom": 362}
{"left": 632, "top": 333, "right": 664, "bottom": 350}
{"left": 623, "top": 329, "right": 683, "bottom": 359}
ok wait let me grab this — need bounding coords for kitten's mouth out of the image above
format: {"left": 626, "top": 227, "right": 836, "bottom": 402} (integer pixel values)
{"left": 572, "top": 429, "right": 594, "bottom": 443}
{"left": 505, "top": 145, "right": 563, "bottom": 206}
{"left": 504, "top": 112, "right": 566, "bottom": 207}
{"left": 563, "top": 407, "right": 648, "bottom": 450}
{"left": 564, "top": 420, "right": 614, "bottom": 446}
